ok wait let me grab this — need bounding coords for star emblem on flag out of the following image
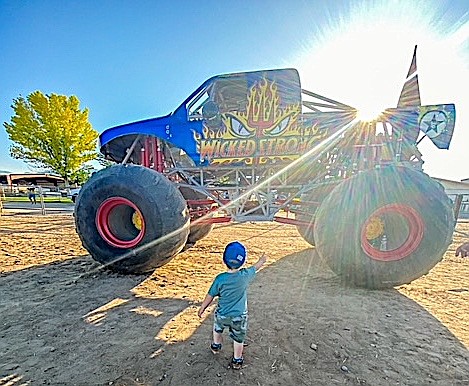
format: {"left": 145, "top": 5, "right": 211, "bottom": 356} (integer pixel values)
{"left": 420, "top": 111, "right": 447, "bottom": 139}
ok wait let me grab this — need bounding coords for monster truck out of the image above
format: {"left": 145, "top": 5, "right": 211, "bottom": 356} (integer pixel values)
{"left": 75, "top": 46, "right": 456, "bottom": 288}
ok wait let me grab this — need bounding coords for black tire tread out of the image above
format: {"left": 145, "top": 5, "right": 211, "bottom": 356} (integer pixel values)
{"left": 75, "top": 165, "right": 190, "bottom": 273}
{"left": 313, "top": 166, "right": 454, "bottom": 289}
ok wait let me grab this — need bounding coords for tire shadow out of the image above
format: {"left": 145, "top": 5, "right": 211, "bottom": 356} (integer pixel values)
{"left": 0, "top": 256, "right": 193, "bottom": 385}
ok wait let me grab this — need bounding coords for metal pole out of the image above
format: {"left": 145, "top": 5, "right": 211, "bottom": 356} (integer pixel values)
{"left": 38, "top": 186, "right": 46, "bottom": 215}
{"left": 0, "top": 186, "right": 4, "bottom": 215}
{"left": 454, "top": 194, "right": 463, "bottom": 221}
{"left": 122, "top": 135, "right": 141, "bottom": 164}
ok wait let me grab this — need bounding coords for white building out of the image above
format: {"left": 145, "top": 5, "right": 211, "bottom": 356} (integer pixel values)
{"left": 433, "top": 177, "right": 469, "bottom": 220}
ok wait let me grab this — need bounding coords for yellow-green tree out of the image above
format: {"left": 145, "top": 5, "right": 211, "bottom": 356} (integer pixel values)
{"left": 4, "top": 91, "right": 98, "bottom": 183}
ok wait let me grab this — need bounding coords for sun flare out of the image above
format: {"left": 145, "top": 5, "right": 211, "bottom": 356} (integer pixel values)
{"left": 293, "top": 0, "right": 468, "bottom": 127}
{"left": 356, "top": 106, "right": 384, "bottom": 123}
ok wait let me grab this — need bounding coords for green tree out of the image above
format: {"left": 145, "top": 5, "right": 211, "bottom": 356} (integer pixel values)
{"left": 97, "top": 152, "right": 115, "bottom": 169}
{"left": 4, "top": 91, "right": 99, "bottom": 183}
{"left": 70, "top": 164, "right": 96, "bottom": 186}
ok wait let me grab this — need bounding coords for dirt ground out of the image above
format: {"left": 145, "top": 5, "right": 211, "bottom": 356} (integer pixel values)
{"left": 1, "top": 212, "right": 468, "bottom": 385}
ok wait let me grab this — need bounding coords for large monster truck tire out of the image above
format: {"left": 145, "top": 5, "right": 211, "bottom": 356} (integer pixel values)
{"left": 75, "top": 164, "right": 190, "bottom": 273}
{"left": 179, "top": 187, "right": 213, "bottom": 249}
{"left": 296, "top": 184, "right": 336, "bottom": 246}
{"left": 313, "top": 166, "right": 454, "bottom": 289}
{"left": 296, "top": 211, "right": 315, "bottom": 245}
{"left": 186, "top": 222, "right": 213, "bottom": 244}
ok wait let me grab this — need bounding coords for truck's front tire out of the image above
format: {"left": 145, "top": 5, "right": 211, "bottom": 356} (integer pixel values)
{"left": 75, "top": 165, "right": 190, "bottom": 273}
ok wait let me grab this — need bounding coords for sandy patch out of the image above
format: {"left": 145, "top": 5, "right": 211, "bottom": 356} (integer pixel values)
{"left": 1, "top": 214, "right": 468, "bottom": 385}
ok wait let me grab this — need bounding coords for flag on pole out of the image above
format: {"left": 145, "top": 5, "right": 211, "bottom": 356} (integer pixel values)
{"left": 418, "top": 104, "right": 456, "bottom": 149}
{"left": 397, "top": 45, "right": 421, "bottom": 107}
{"left": 406, "top": 45, "right": 417, "bottom": 78}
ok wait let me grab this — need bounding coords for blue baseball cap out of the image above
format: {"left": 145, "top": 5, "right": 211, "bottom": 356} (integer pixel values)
{"left": 223, "top": 241, "right": 247, "bottom": 269}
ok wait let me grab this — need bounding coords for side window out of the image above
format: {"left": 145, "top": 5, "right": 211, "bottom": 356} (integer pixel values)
{"left": 187, "top": 91, "right": 210, "bottom": 121}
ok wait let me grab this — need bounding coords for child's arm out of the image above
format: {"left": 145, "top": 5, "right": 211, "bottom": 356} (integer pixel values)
{"left": 253, "top": 253, "right": 267, "bottom": 271}
{"left": 198, "top": 294, "right": 214, "bottom": 317}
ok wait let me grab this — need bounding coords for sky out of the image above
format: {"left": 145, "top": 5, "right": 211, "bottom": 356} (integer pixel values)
{"left": 1, "top": 0, "right": 468, "bottom": 180}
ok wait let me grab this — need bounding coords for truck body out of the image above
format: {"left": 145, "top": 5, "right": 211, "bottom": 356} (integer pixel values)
{"left": 74, "top": 47, "right": 456, "bottom": 288}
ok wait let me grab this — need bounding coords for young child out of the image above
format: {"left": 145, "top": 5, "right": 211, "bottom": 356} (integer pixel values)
{"left": 198, "top": 241, "right": 267, "bottom": 369}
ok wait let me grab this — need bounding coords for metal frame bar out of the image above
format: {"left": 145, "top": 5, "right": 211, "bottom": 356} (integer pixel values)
{"left": 168, "top": 160, "right": 339, "bottom": 223}
{"left": 121, "top": 135, "right": 141, "bottom": 164}
{"left": 301, "top": 89, "right": 355, "bottom": 111}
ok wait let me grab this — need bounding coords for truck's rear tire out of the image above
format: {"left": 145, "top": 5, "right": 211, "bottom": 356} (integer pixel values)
{"left": 75, "top": 165, "right": 190, "bottom": 273}
{"left": 313, "top": 166, "right": 454, "bottom": 289}
{"left": 296, "top": 211, "right": 316, "bottom": 246}
{"left": 296, "top": 184, "right": 336, "bottom": 246}
{"left": 179, "top": 187, "right": 213, "bottom": 250}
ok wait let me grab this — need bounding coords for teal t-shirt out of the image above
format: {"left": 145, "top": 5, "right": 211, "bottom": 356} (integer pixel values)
{"left": 208, "top": 267, "right": 257, "bottom": 317}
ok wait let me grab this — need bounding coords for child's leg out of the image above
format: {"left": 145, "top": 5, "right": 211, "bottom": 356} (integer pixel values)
{"left": 229, "top": 314, "right": 248, "bottom": 360}
{"left": 211, "top": 319, "right": 224, "bottom": 354}
{"left": 213, "top": 328, "right": 223, "bottom": 345}
{"left": 233, "top": 341, "right": 243, "bottom": 359}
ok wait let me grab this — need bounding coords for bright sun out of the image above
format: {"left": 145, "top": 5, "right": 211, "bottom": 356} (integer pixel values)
{"left": 356, "top": 107, "right": 384, "bottom": 123}
{"left": 293, "top": 0, "right": 468, "bottom": 127}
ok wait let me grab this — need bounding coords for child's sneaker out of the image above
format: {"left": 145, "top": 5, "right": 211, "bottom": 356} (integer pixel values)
{"left": 230, "top": 356, "right": 244, "bottom": 370}
{"left": 210, "top": 342, "right": 222, "bottom": 354}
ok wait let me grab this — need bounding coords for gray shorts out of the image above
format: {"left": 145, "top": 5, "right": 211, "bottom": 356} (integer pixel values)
{"left": 213, "top": 313, "right": 248, "bottom": 343}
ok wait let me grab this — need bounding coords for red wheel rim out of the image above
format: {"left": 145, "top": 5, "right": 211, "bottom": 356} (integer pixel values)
{"left": 361, "top": 204, "right": 424, "bottom": 262}
{"left": 96, "top": 197, "right": 145, "bottom": 249}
